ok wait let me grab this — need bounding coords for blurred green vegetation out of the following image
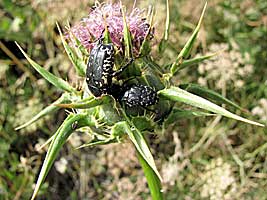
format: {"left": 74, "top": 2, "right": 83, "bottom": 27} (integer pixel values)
{"left": 0, "top": 0, "right": 266, "bottom": 199}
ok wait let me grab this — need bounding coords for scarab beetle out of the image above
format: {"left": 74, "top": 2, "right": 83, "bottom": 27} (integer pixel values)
{"left": 86, "top": 39, "right": 133, "bottom": 97}
{"left": 86, "top": 39, "right": 115, "bottom": 97}
{"left": 86, "top": 38, "right": 157, "bottom": 109}
{"left": 121, "top": 84, "right": 158, "bottom": 107}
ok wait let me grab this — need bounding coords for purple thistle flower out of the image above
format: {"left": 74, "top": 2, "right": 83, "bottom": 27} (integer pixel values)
{"left": 67, "top": 2, "right": 152, "bottom": 56}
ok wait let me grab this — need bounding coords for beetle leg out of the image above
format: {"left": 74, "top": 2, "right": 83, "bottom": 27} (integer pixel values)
{"left": 112, "top": 58, "right": 134, "bottom": 76}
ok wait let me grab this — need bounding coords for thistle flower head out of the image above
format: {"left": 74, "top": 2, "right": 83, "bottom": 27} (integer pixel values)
{"left": 67, "top": 2, "right": 152, "bottom": 55}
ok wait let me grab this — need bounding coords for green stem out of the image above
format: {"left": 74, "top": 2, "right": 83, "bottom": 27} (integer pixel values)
{"left": 119, "top": 108, "right": 163, "bottom": 200}
{"left": 137, "top": 152, "right": 164, "bottom": 200}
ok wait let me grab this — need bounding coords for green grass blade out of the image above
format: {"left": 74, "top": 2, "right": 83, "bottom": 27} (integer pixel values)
{"left": 158, "top": 86, "right": 264, "bottom": 126}
{"left": 15, "top": 42, "right": 76, "bottom": 93}
{"left": 179, "top": 83, "right": 244, "bottom": 111}
{"left": 165, "top": 108, "right": 214, "bottom": 126}
{"left": 15, "top": 93, "right": 71, "bottom": 130}
{"left": 137, "top": 152, "right": 164, "bottom": 200}
{"left": 118, "top": 121, "right": 162, "bottom": 181}
{"left": 170, "top": 2, "right": 207, "bottom": 75}
{"left": 57, "top": 23, "right": 86, "bottom": 77}
{"left": 30, "top": 113, "right": 95, "bottom": 200}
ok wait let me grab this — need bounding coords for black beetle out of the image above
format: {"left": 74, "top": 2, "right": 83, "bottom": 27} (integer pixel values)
{"left": 121, "top": 84, "right": 158, "bottom": 108}
{"left": 86, "top": 39, "right": 133, "bottom": 97}
{"left": 86, "top": 38, "right": 158, "bottom": 109}
{"left": 86, "top": 39, "right": 114, "bottom": 97}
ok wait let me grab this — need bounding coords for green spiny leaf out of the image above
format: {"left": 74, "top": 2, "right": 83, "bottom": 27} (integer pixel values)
{"left": 164, "top": 108, "right": 214, "bottom": 126}
{"left": 142, "top": 56, "right": 164, "bottom": 76}
{"left": 57, "top": 23, "right": 86, "bottom": 77}
{"left": 15, "top": 93, "right": 71, "bottom": 130}
{"left": 76, "top": 138, "right": 116, "bottom": 149}
{"left": 132, "top": 116, "right": 155, "bottom": 132}
{"left": 65, "top": 22, "right": 89, "bottom": 56}
{"left": 140, "top": 6, "right": 154, "bottom": 56}
{"left": 36, "top": 134, "right": 55, "bottom": 152}
{"left": 77, "top": 121, "right": 128, "bottom": 149}
{"left": 121, "top": 2, "right": 133, "bottom": 58}
{"left": 158, "top": 0, "right": 170, "bottom": 54}
{"left": 140, "top": 35, "right": 152, "bottom": 56}
{"left": 158, "top": 86, "right": 264, "bottom": 126}
{"left": 179, "top": 83, "right": 244, "bottom": 111}
{"left": 170, "top": 2, "right": 207, "bottom": 75}
{"left": 30, "top": 113, "right": 95, "bottom": 200}
{"left": 103, "top": 25, "right": 112, "bottom": 43}
{"left": 110, "top": 121, "right": 129, "bottom": 137}
{"left": 96, "top": 98, "right": 122, "bottom": 125}
{"left": 174, "top": 50, "right": 221, "bottom": 73}
{"left": 15, "top": 42, "right": 77, "bottom": 93}
{"left": 55, "top": 95, "right": 112, "bottom": 109}
{"left": 176, "top": 2, "right": 207, "bottom": 59}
